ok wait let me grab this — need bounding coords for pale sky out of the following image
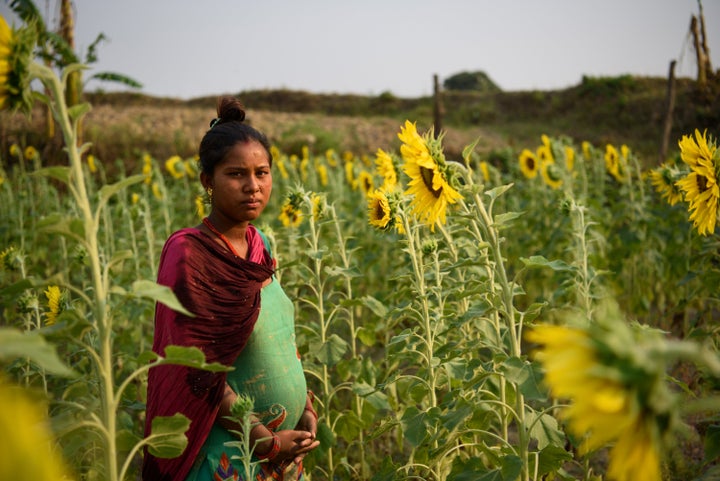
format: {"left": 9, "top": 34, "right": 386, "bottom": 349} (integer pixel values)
{"left": 2, "top": 0, "right": 719, "bottom": 99}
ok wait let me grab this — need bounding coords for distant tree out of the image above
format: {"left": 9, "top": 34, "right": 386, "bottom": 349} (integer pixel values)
{"left": 443, "top": 71, "right": 501, "bottom": 93}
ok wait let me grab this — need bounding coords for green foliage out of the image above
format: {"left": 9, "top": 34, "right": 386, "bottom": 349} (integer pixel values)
{"left": 443, "top": 71, "right": 501, "bottom": 93}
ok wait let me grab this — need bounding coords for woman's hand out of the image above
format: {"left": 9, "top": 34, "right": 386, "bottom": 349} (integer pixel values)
{"left": 271, "top": 429, "right": 319, "bottom": 464}
{"left": 295, "top": 408, "right": 318, "bottom": 438}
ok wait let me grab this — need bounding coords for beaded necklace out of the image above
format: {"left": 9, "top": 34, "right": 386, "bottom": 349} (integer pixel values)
{"left": 202, "top": 217, "right": 244, "bottom": 258}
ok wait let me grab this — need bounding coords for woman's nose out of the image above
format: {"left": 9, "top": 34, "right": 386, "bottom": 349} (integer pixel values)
{"left": 245, "top": 176, "right": 260, "bottom": 192}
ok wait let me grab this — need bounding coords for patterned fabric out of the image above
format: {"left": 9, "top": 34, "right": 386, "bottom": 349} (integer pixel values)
{"left": 185, "top": 233, "right": 308, "bottom": 481}
{"left": 143, "top": 225, "right": 274, "bottom": 481}
{"left": 213, "top": 453, "right": 240, "bottom": 481}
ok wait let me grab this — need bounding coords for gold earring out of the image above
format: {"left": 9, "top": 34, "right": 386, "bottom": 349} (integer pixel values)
{"left": 207, "top": 188, "right": 213, "bottom": 202}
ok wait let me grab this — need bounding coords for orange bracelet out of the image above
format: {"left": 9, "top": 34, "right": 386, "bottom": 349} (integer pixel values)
{"left": 304, "top": 390, "right": 318, "bottom": 419}
{"left": 255, "top": 432, "right": 281, "bottom": 461}
{"left": 304, "top": 406, "right": 318, "bottom": 420}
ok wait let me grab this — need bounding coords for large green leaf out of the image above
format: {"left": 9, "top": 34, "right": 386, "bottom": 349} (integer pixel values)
{"left": 30, "top": 165, "right": 72, "bottom": 185}
{"left": 130, "top": 280, "right": 194, "bottom": 317}
{"left": 499, "top": 356, "right": 546, "bottom": 401}
{"left": 400, "top": 406, "right": 427, "bottom": 447}
{"left": 0, "top": 328, "right": 75, "bottom": 377}
{"left": 528, "top": 411, "right": 566, "bottom": 450}
{"left": 314, "top": 333, "right": 348, "bottom": 365}
{"left": 97, "top": 174, "right": 145, "bottom": 213}
{"left": 36, "top": 213, "right": 86, "bottom": 245}
{"left": 533, "top": 444, "right": 573, "bottom": 477}
{"left": 145, "top": 414, "right": 190, "bottom": 458}
{"left": 138, "top": 346, "right": 232, "bottom": 373}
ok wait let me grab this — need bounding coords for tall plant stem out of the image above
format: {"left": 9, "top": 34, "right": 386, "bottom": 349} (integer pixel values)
{"left": 34, "top": 62, "right": 119, "bottom": 481}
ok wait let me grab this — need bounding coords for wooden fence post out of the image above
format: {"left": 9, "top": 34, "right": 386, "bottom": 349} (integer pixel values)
{"left": 433, "top": 74, "right": 444, "bottom": 138}
{"left": 659, "top": 60, "right": 677, "bottom": 163}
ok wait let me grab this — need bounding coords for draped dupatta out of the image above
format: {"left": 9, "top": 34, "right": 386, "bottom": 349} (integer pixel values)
{"left": 142, "top": 226, "right": 274, "bottom": 481}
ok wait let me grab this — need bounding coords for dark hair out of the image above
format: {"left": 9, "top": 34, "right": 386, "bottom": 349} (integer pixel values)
{"left": 198, "top": 96, "right": 273, "bottom": 175}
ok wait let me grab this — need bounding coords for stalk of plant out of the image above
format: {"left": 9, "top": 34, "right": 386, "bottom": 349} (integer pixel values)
{"left": 290, "top": 189, "right": 341, "bottom": 479}
{"left": 15, "top": 56, "right": 229, "bottom": 480}
{"left": 325, "top": 201, "right": 372, "bottom": 478}
{"left": 454, "top": 149, "right": 533, "bottom": 481}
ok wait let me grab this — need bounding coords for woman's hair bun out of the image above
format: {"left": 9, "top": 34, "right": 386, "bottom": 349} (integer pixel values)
{"left": 216, "top": 96, "right": 246, "bottom": 124}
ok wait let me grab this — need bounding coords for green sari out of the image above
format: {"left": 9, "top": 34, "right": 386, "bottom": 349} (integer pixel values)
{"left": 186, "top": 277, "right": 307, "bottom": 481}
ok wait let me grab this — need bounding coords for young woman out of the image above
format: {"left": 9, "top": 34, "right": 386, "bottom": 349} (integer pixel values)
{"left": 143, "top": 96, "right": 319, "bottom": 481}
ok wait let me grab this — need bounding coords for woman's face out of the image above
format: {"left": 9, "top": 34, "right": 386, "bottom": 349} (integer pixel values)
{"left": 204, "top": 140, "right": 273, "bottom": 224}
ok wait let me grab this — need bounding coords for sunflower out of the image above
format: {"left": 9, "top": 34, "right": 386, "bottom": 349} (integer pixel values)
{"left": 375, "top": 148, "right": 399, "bottom": 191}
{"left": 310, "top": 193, "right": 325, "bottom": 221}
{"left": 368, "top": 189, "right": 392, "bottom": 230}
{"left": 564, "top": 146, "right": 575, "bottom": 172}
{"left": 325, "top": 148, "right": 338, "bottom": 167}
{"left": 519, "top": 149, "right": 539, "bottom": 179}
{"left": 87, "top": 154, "right": 98, "bottom": 173}
{"left": 675, "top": 130, "right": 719, "bottom": 235}
{"left": 276, "top": 156, "right": 289, "bottom": 180}
{"left": 344, "top": 158, "right": 355, "bottom": 186}
{"left": 24, "top": 145, "right": 38, "bottom": 161}
{"left": 317, "top": 163, "right": 328, "bottom": 186}
{"left": 398, "top": 121, "right": 462, "bottom": 231}
{"left": 0, "top": 14, "right": 36, "bottom": 113}
{"left": 355, "top": 170, "right": 374, "bottom": 196}
{"left": 0, "top": 376, "right": 71, "bottom": 479}
{"left": 676, "top": 163, "right": 719, "bottom": 236}
{"left": 142, "top": 153, "right": 153, "bottom": 184}
{"left": 195, "top": 195, "right": 206, "bottom": 219}
{"left": 527, "top": 303, "right": 676, "bottom": 481}
{"left": 44, "top": 285, "right": 62, "bottom": 326}
{"left": 605, "top": 144, "right": 625, "bottom": 182}
{"left": 165, "top": 155, "right": 185, "bottom": 179}
{"left": 479, "top": 161, "right": 490, "bottom": 183}
{"left": 678, "top": 129, "right": 715, "bottom": 168}
{"left": 648, "top": 164, "right": 683, "bottom": 206}
{"left": 151, "top": 182, "right": 163, "bottom": 200}
{"left": 278, "top": 194, "right": 303, "bottom": 228}
{"left": 540, "top": 159, "right": 563, "bottom": 190}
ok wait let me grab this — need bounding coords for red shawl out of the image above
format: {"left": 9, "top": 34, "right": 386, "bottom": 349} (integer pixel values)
{"left": 142, "top": 225, "right": 274, "bottom": 481}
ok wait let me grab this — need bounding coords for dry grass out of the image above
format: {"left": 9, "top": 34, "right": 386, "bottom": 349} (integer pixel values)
{"left": 2, "top": 101, "right": 512, "bottom": 173}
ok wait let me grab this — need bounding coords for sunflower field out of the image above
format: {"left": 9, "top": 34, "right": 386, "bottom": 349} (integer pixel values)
{"left": 2, "top": 12, "right": 720, "bottom": 481}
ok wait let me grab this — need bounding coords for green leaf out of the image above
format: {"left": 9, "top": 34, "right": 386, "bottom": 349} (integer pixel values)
{"left": 161, "top": 346, "right": 232, "bottom": 372}
{"left": 520, "top": 255, "right": 572, "bottom": 272}
{"left": 130, "top": 280, "right": 194, "bottom": 317}
{"left": 360, "top": 295, "right": 388, "bottom": 317}
{"left": 315, "top": 333, "right": 348, "bottom": 365}
{"left": 528, "top": 411, "right": 566, "bottom": 450}
{"left": 30, "top": 166, "right": 72, "bottom": 185}
{"left": 500, "top": 455, "right": 523, "bottom": 481}
{"left": 356, "top": 326, "right": 376, "bottom": 347}
{"left": 499, "top": 356, "right": 546, "bottom": 401}
{"left": 36, "top": 214, "right": 86, "bottom": 244}
{"left": 533, "top": 444, "right": 573, "bottom": 476}
{"left": 705, "top": 424, "right": 720, "bottom": 462}
{"left": 67, "top": 102, "right": 91, "bottom": 121}
{"left": 89, "top": 71, "right": 143, "bottom": 89}
{"left": 462, "top": 138, "right": 481, "bottom": 163}
{"left": 484, "top": 183, "right": 513, "bottom": 201}
{"left": 493, "top": 211, "right": 523, "bottom": 229}
{"left": 316, "top": 422, "right": 335, "bottom": 451}
{"left": 145, "top": 414, "right": 190, "bottom": 458}
{"left": 400, "top": 406, "right": 427, "bottom": 447}
{"left": 0, "top": 328, "right": 75, "bottom": 377}
{"left": 441, "top": 397, "right": 474, "bottom": 432}
{"left": 97, "top": 174, "right": 145, "bottom": 213}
